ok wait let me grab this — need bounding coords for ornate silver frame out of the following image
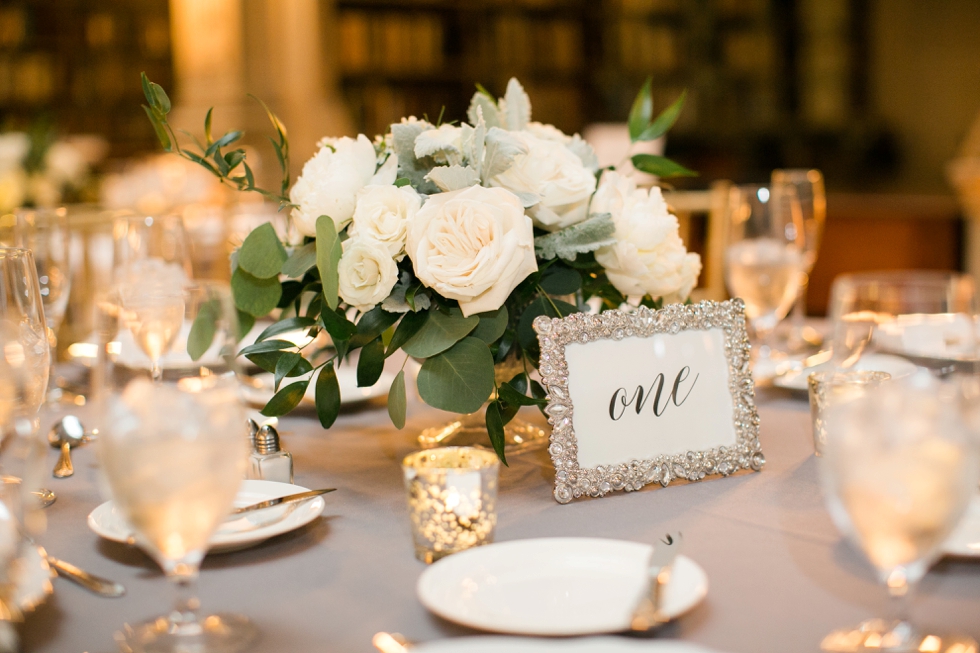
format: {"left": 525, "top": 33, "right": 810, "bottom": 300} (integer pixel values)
{"left": 533, "top": 298, "right": 765, "bottom": 504}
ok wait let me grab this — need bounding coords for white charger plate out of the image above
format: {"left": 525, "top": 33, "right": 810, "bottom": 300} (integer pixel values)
{"left": 417, "top": 537, "right": 708, "bottom": 636}
{"left": 943, "top": 493, "right": 980, "bottom": 558}
{"left": 772, "top": 353, "right": 917, "bottom": 392}
{"left": 413, "top": 638, "right": 726, "bottom": 653}
{"left": 88, "top": 480, "right": 326, "bottom": 554}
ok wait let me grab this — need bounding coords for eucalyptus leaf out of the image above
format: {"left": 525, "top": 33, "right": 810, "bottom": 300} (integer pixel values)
{"left": 238, "top": 223, "right": 287, "bottom": 279}
{"left": 539, "top": 266, "right": 582, "bottom": 295}
{"left": 402, "top": 309, "right": 479, "bottom": 358}
{"left": 274, "top": 352, "right": 301, "bottom": 391}
{"left": 417, "top": 337, "right": 495, "bottom": 414}
{"left": 282, "top": 242, "right": 317, "bottom": 279}
{"left": 628, "top": 77, "right": 653, "bottom": 142}
{"left": 386, "top": 310, "right": 428, "bottom": 357}
{"left": 260, "top": 380, "right": 309, "bottom": 417}
{"left": 315, "top": 216, "right": 342, "bottom": 310}
{"left": 237, "top": 309, "right": 255, "bottom": 341}
{"left": 631, "top": 154, "right": 697, "bottom": 178}
{"left": 350, "top": 306, "right": 400, "bottom": 348}
{"left": 470, "top": 306, "right": 508, "bottom": 344}
{"left": 356, "top": 338, "right": 385, "bottom": 388}
{"left": 255, "top": 317, "right": 316, "bottom": 343}
{"left": 387, "top": 370, "right": 407, "bottom": 429}
{"left": 186, "top": 300, "right": 219, "bottom": 361}
{"left": 485, "top": 400, "right": 508, "bottom": 465}
{"left": 637, "top": 90, "right": 687, "bottom": 142}
{"left": 315, "top": 363, "right": 341, "bottom": 428}
{"left": 231, "top": 268, "right": 282, "bottom": 317}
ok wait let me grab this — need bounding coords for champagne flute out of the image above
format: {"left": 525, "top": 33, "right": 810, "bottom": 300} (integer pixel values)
{"left": 771, "top": 169, "right": 826, "bottom": 350}
{"left": 820, "top": 373, "right": 980, "bottom": 651}
{"left": 724, "top": 184, "right": 806, "bottom": 378}
{"left": 98, "top": 282, "right": 256, "bottom": 653}
{"left": 2, "top": 208, "right": 72, "bottom": 403}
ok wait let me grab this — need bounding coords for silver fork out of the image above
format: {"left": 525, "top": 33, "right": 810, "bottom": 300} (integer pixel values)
{"left": 629, "top": 532, "right": 682, "bottom": 632}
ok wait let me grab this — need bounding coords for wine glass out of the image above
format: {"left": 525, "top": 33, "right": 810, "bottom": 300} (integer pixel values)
{"left": 723, "top": 184, "right": 806, "bottom": 377}
{"left": 819, "top": 372, "right": 980, "bottom": 651}
{"left": 1, "top": 208, "right": 72, "bottom": 403}
{"left": 97, "top": 281, "right": 256, "bottom": 652}
{"left": 0, "top": 249, "right": 50, "bottom": 425}
{"left": 118, "top": 284, "right": 186, "bottom": 383}
{"left": 771, "top": 169, "right": 826, "bottom": 350}
{"left": 828, "top": 271, "right": 977, "bottom": 373}
{"left": 113, "top": 212, "right": 193, "bottom": 285}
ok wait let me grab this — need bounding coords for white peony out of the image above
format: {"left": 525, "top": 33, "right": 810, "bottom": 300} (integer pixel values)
{"left": 338, "top": 237, "right": 399, "bottom": 312}
{"left": 348, "top": 184, "right": 421, "bottom": 260}
{"left": 289, "top": 134, "right": 377, "bottom": 237}
{"left": 406, "top": 185, "right": 537, "bottom": 317}
{"left": 594, "top": 171, "right": 701, "bottom": 302}
{"left": 490, "top": 131, "right": 596, "bottom": 232}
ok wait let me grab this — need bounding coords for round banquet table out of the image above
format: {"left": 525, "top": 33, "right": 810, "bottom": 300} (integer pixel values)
{"left": 19, "top": 385, "right": 980, "bottom": 653}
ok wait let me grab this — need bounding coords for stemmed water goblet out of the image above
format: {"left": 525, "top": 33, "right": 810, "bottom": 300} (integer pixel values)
{"left": 113, "top": 212, "right": 193, "bottom": 284}
{"left": 771, "top": 168, "right": 826, "bottom": 350}
{"left": 819, "top": 372, "right": 980, "bottom": 651}
{"left": 97, "top": 281, "right": 256, "bottom": 652}
{"left": 723, "top": 184, "right": 806, "bottom": 379}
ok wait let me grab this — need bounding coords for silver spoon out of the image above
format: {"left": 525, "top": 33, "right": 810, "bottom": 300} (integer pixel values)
{"left": 48, "top": 415, "right": 87, "bottom": 479}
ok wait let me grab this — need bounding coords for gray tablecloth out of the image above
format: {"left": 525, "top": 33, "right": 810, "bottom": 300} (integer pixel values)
{"left": 20, "top": 387, "right": 980, "bottom": 653}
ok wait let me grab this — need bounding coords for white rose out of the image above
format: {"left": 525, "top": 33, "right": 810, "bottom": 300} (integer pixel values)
{"left": 406, "top": 185, "right": 537, "bottom": 317}
{"left": 349, "top": 184, "right": 421, "bottom": 260}
{"left": 289, "top": 134, "right": 377, "bottom": 237}
{"left": 525, "top": 122, "right": 572, "bottom": 144}
{"left": 490, "top": 131, "right": 596, "bottom": 232}
{"left": 595, "top": 181, "right": 701, "bottom": 302}
{"left": 338, "top": 238, "right": 399, "bottom": 312}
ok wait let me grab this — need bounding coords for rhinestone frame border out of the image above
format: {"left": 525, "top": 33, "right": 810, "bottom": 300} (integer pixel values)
{"left": 533, "top": 298, "right": 765, "bottom": 504}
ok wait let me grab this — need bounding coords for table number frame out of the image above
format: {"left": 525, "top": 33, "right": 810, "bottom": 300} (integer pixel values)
{"left": 533, "top": 299, "right": 765, "bottom": 504}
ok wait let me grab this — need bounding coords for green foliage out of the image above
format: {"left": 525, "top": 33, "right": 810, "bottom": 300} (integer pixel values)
{"left": 485, "top": 400, "right": 507, "bottom": 466}
{"left": 315, "top": 363, "right": 341, "bottom": 428}
{"left": 386, "top": 310, "right": 428, "bottom": 357}
{"left": 628, "top": 77, "right": 654, "bottom": 142}
{"left": 417, "top": 337, "right": 495, "bottom": 414}
{"left": 315, "top": 216, "right": 342, "bottom": 310}
{"left": 387, "top": 370, "right": 407, "bottom": 429}
{"left": 637, "top": 90, "right": 687, "bottom": 142}
{"left": 517, "top": 296, "right": 578, "bottom": 349}
{"left": 402, "top": 309, "right": 479, "bottom": 358}
{"left": 261, "top": 380, "right": 308, "bottom": 417}
{"left": 534, "top": 214, "right": 616, "bottom": 261}
{"left": 281, "top": 242, "right": 317, "bottom": 279}
{"left": 357, "top": 338, "right": 385, "bottom": 388}
{"left": 539, "top": 266, "right": 582, "bottom": 296}
{"left": 631, "top": 154, "right": 697, "bottom": 178}
{"left": 231, "top": 268, "right": 282, "bottom": 318}
{"left": 470, "top": 306, "right": 508, "bottom": 344}
{"left": 255, "top": 317, "right": 317, "bottom": 343}
{"left": 186, "top": 300, "right": 218, "bottom": 361}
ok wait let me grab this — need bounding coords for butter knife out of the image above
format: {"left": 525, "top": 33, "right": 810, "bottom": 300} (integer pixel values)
{"left": 230, "top": 488, "right": 336, "bottom": 515}
{"left": 629, "top": 531, "right": 683, "bottom": 632}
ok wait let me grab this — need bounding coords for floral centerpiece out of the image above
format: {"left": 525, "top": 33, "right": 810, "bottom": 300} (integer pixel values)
{"left": 141, "top": 74, "right": 700, "bottom": 462}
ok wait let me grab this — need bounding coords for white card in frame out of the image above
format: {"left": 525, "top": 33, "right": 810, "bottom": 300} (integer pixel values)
{"left": 533, "top": 299, "right": 764, "bottom": 504}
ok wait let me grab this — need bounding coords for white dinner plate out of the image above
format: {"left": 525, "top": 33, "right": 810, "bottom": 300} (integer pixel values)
{"left": 240, "top": 367, "right": 396, "bottom": 408}
{"left": 88, "top": 480, "right": 326, "bottom": 554}
{"left": 417, "top": 537, "right": 708, "bottom": 636}
{"left": 772, "top": 352, "right": 917, "bottom": 392}
{"left": 413, "top": 637, "right": 726, "bottom": 653}
{"left": 943, "top": 493, "right": 980, "bottom": 558}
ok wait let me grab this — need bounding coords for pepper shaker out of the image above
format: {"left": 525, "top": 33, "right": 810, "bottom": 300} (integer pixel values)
{"left": 248, "top": 424, "right": 293, "bottom": 483}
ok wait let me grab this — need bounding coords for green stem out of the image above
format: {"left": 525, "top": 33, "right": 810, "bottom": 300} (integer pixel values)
{"left": 536, "top": 285, "right": 562, "bottom": 317}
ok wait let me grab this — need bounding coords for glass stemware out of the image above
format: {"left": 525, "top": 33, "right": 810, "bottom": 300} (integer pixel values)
{"left": 97, "top": 281, "right": 256, "bottom": 652}
{"left": 828, "top": 271, "right": 977, "bottom": 373}
{"left": 819, "top": 373, "right": 980, "bottom": 651}
{"left": 113, "top": 212, "right": 193, "bottom": 285}
{"left": 771, "top": 168, "right": 826, "bottom": 350}
{"left": 723, "top": 184, "right": 806, "bottom": 378}
{"left": 0, "top": 249, "right": 50, "bottom": 425}
{"left": 2, "top": 208, "right": 72, "bottom": 404}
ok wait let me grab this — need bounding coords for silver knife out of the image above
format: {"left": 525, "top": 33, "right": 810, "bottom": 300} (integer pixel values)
{"left": 629, "top": 531, "right": 683, "bottom": 631}
{"left": 230, "top": 488, "right": 336, "bottom": 515}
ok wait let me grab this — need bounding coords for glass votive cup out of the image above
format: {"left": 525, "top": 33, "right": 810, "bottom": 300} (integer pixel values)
{"left": 808, "top": 370, "right": 891, "bottom": 455}
{"left": 402, "top": 446, "right": 499, "bottom": 564}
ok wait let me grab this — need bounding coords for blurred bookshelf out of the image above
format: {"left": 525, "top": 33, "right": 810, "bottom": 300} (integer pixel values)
{"left": 331, "top": 0, "right": 884, "bottom": 188}
{"left": 0, "top": 0, "right": 172, "bottom": 157}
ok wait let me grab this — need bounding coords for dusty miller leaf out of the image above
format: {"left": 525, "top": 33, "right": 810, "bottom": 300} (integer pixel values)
{"left": 482, "top": 127, "right": 527, "bottom": 184}
{"left": 534, "top": 213, "right": 616, "bottom": 260}
{"left": 502, "top": 77, "right": 531, "bottom": 131}
{"left": 468, "top": 92, "right": 501, "bottom": 129}
{"left": 567, "top": 135, "right": 599, "bottom": 172}
{"left": 391, "top": 120, "right": 439, "bottom": 194}
{"left": 462, "top": 109, "right": 486, "bottom": 178}
{"left": 425, "top": 165, "right": 480, "bottom": 192}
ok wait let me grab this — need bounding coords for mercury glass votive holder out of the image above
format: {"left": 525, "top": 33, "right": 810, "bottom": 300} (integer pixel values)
{"left": 402, "top": 447, "right": 499, "bottom": 564}
{"left": 808, "top": 370, "right": 891, "bottom": 455}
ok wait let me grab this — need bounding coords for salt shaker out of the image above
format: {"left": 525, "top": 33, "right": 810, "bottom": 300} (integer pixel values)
{"left": 248, "top": 424, "right": 293, "bottom": 483}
